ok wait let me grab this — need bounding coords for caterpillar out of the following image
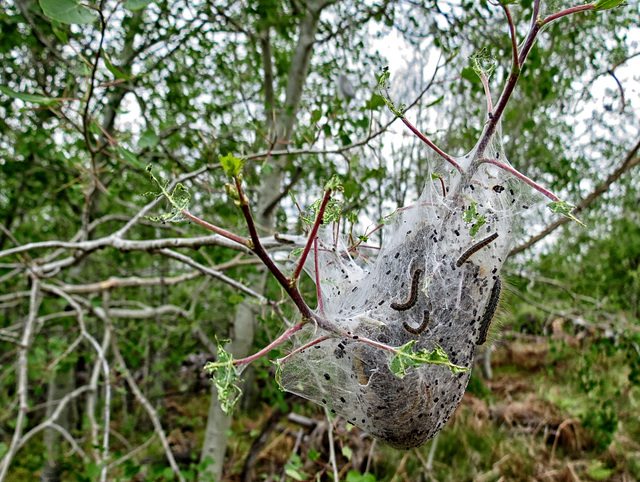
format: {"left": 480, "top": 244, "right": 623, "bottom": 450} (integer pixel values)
{"left": 391, "top": 269, "right": 423, "bottom": 311}
{"left": 476, "top": 277, "right": 501, "bottom": 345}
{"left": 456, "top": 232, "right": 499, "bottom": 268}
{"left": 403, "top": 310, "right": 430, "bottom": 335}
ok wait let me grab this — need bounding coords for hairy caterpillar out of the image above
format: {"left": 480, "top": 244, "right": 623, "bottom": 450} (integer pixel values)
{"left": 477, "top": 277, "right": 501, "bottom": 345}
{"left": 403, "top": 310, "right": 430, "bottom": 335}
{"left": 456, "top": 233, "right": 499, "bottom": 268}
{"left": 391, "top": 269, "right": 423, "bottom": 311}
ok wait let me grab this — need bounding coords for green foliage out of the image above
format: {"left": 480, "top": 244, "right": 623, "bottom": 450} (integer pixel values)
{"left": 284, "top": 454, "right": 307, "bottom": 481}
{"left": 299, "top": 178, "right": 344, "bottom": 226}
{"left": 123, "top": 0, "right": 154, "bottom": 10}
{"left": 588, "top": 461, "right": 615, "bottom": 480}
{"left": 39, "top": 0, "right": 96, "bottom": 24}
{"left": 593, "top": 0, "right": 626, "bottom": 11}
{"left": 0, "top": 85, "right": 60, "bottom": 105}
{"left": 390, "top": 340, "right": 468, "bottom": 378}
{"left": 102, "top": 50, "right": 131, "bottom": 81}
{"left": 581, "top": 400, "right": 619, "bottom": 451}
{"left": 346, "top": 471, "right": 376, "bottom": 482}
{"left": 219, "top": 153, "right": 246, "bottom": 178}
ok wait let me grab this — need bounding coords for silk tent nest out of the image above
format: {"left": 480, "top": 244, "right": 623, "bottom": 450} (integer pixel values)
{"left": 277, "top": 129, "right": 542, "bottom": 449}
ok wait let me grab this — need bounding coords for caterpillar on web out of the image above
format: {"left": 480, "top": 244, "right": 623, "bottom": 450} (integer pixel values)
{"left": 403, "top": 310, "right": 430, "bottom": 335}
{"left": 456, "top": 233, "right": 499, "bottom": 268}
{"left": 391, "top": 269, "right": 423, "bottom": 311}
{"left": 476, "top": 277, "right": 501, "bottom": 345}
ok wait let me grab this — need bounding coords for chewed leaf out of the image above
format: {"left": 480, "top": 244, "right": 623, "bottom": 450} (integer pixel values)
{"left": 470, "top": 47, "right": 497, "bottom": 79}
{"left": 547, "top": 200, "right": 585, "bottom": 226}
{"left": 462, "top": 200, "right": 487, "bottom": 236}
{"left": 301, "top": 197, "right": 343, "bottom": 226}
{"left": 204, "top": 339, "right": 243, "bottom": 413}
{"left": 378, "top": 66, "right": 406, "bottom": 117}
{"left": 145, "top": 165, "right": 191, "bottom": 223}
{"left": 390, "top": 341, "right": 468, "bottom": 379}
{"left": 324, "top": 174, "right": 342, "bottom": 191}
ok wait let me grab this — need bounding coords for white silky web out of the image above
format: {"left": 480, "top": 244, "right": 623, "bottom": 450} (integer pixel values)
{"left": 278, "top": 130, "right": 543, "bottom": 449}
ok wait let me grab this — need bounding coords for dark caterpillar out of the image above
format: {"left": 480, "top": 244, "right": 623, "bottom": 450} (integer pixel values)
{"left": 456, "top": 233, "right": 499, "bottom": 268}
{"left": 391, "top": 269, "right": 423, "bottom": 311}
{"left": 477, "top": 277, "right": 501, "bottom": 345}
{"left": 403, "top": 310, "right": 430, "bottom": 335}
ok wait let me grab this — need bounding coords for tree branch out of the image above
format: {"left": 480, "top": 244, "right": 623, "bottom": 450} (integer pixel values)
{"left": 510, "top": 138, "right": 640, "bottom": 256}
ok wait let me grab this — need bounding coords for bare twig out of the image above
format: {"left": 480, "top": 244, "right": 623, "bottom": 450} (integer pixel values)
{"left": 107, "top": 434, "right": 157, "bottom": 470}
{"left": 156, "top": 248, "right": 269, "bottom": 303}
{"left": 41, "top": 285, "right": 111, "bottom": 481}
{"left": 511, "top": 138, "right": 640, "bottom": 256}
{"left": 110, "top": 332, "right": 185, "bottom": 482}
{"left": 399, "top": 116, "right": 463, "bottom": 172}
{"left": 0, "top": 279, "right": 41, "bottom": 481}
{"left": 15, "top": 386, "right": 94, "bottom": 459}
{"left": 292, "top": 186, "right": 333, "bottom": 283}
{"left": 478, "top": 157, "right": 561, "bottom": 202}
{"left": 325, "top": 408, "right": 339, "bottom": 482}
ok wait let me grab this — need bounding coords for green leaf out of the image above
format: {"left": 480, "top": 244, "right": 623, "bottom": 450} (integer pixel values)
{"left": 124, "top": 0, "right": 154, "bottom": 10}
{"left": 470, "top": 219, "right": 486, "bottom": 237}
{"left": 144, "top": 165, "right": 192, "bottom": 222}
{"left": 365, "top": 93, "right": 386, "bottom": 110}
{"left": 346, "top": 472, "right": 376, "bottom": 482}
{"left": 102, "top": 51, "right": 130, "bottom": 80}
{"left": 52, "top": 26, "right": 69, "bottom": 44}
{"left": 547, "top": 200, "right": 585, "bottom": 226}
{"left": 307, "top": 449, "right": 321, "bottom": 462}
{"left": 138, "top": 130, "right": 159, "bottom": 149}
{"left": 117, "top": 146, "right": 144, "bottom": 169}
{"left": 311, "top": 108, "right": 322, "bottom": 123}
{"left": 390, "top": 341, "right": 468, "bottom": 378}
{"left": 284, "top": 468, "right": 305, "bottom": 481}
{"left": 587, "top": 462, "right": 615, "bottom": 480}
{"left": 0, "top": 86, "right": 60, "bottom": 105}
{"left": 341, "top": 445, "right": 353, "bottom": 461}
{"left": 461, "top": 67, "right": 481, "bottom": 84}
{"left": 203, "top": 339, "right": 243, "bottom": 414}
{"left": 593, "top": 0, "right": 626, "bottom": 11}
{"left": 39, "top": 0, "right": 96, "bottom": 24}
{"left": 219, "top": 153, "right": 246, "bottom": 177}
{"left": 425, "top": 95, "right": 445, "bottom": 108}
